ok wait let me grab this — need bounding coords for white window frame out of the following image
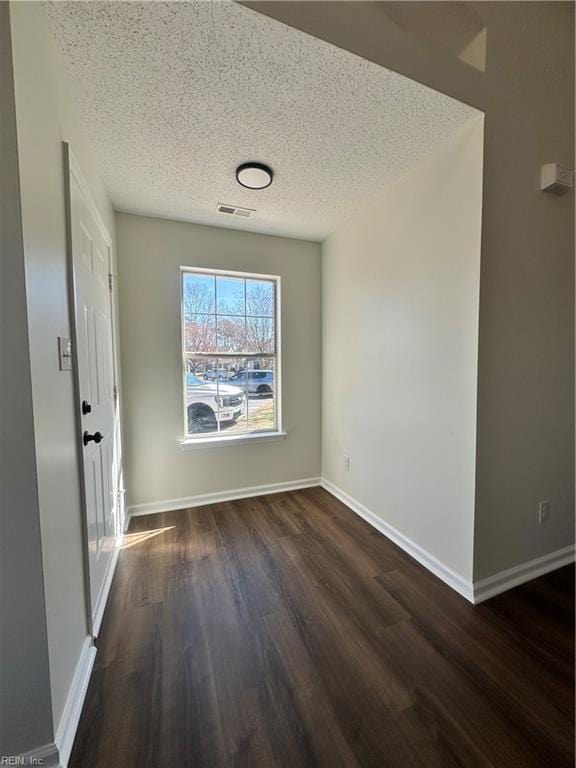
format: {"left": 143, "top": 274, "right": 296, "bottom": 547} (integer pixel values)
{"left": 179, "top": 266, "right": 284, "bottom": 447}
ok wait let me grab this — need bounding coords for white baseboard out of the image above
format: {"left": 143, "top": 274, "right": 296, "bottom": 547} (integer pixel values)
{"left": 20, "top": 743, "right": 61, "bottom": 767}
{"left": 473, "top": 544, "right": 576, "bottom": 603}
{"left": 321, "top": 478, "right": 575, "bottom": 604}
{"left": 19, "top": 638, "right": 97, "bottom": 768}
{"left": 321, "top": 478, "right": 475, "bottom": 602}
{"left": 91, "top": 542, "right": 120, "bottom": 637}
{"left": 124, "top": 475, "right": 574, "bottom": 605}
{"left": 126, "top": 477, "right": 322, "bottom": 518}
{"left": 54, "top": 635, "right": 96, "bottom": 768}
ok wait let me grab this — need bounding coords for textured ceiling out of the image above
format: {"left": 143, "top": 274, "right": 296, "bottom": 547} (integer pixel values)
{"left": 46, "top": 0, "right": 479, "bottom": 241}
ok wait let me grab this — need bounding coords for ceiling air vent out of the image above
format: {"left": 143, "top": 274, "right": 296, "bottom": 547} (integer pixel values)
{"left": 217, "top": 203, "right": 256, "bottom": 218}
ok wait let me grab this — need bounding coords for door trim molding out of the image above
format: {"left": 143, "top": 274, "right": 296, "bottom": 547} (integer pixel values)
{"left": 64, "top": 142, "right": 96, "bottom": 636}
{"left": 63, "top": 142, "right": 120, "bottom": 636}
{"left": 55, "top": 635, "right": 96, "bottom": 767}
{"left": 20, "top": 635, "right": 98, "bottom": 767}
{"left": 91, "top": 542, "right": 120, "bottom": 637}
{"left": 20, "top": 743, "right": 60, "bottom": 767}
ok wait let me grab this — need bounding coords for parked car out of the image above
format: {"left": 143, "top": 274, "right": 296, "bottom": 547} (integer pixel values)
{"left": 186, "top": 373, "right": 245, "bottom": 433}
{"left": 203, "top": 368, "right": 231, "bottom": 382}
{"left": 228, "top": 369, "right": 274, "bottom": 397}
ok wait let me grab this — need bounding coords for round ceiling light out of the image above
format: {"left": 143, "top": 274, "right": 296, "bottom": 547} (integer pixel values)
{"left": 236, "top": 162, "right": 273, "bottom": 190}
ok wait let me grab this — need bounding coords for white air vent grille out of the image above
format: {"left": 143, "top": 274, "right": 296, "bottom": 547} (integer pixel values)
{"left": 217, "top": 203, "right": 256, "bottom": 218}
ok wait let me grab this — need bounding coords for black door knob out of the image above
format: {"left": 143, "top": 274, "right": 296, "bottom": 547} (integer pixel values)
{"left": 83, "top": 431, "right": 103, "bottom": 446}
{"left": 82, "top": 400, "right": 92, "bottom": 415}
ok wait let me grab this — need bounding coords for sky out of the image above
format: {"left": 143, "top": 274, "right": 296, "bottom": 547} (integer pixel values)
{"left": 183, "top": 273, "right": 274, "bottom": 317}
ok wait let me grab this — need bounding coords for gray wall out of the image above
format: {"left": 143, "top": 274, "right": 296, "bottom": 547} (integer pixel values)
{"left": 2, "top": 6, "right": 572, "bottom": 761}
{"left": 9, "top": 0, "right": 118, "bottom": 742}
{"left": 116, "top": 213, "right": 322, "bottom": 509}
{"left": 0, "top": 1, "right": 53, "bottom": 756}
{"left": 250, "top": 0, "right": 575, "bottom": 580}
{"left": 322, "top": 119, "right": 484, "bottom": 580}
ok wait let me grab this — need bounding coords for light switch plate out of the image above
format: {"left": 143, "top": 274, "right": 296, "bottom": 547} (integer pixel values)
{"left": 58, "top": 336, "right": 72, "bottom": 371}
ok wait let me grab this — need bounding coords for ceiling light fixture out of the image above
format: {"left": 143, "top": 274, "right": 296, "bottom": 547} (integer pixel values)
{"left": 236, "top": 162, "right": 273, "bottom": 190}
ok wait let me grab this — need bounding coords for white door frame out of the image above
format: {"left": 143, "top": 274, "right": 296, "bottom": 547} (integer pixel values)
{"left": 63, "top": 142, "right": 123, "bottom": 637}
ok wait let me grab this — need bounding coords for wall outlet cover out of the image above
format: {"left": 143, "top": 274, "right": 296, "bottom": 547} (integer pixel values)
{"left": 538, "top": 500, "right": 550, "bottom": 524}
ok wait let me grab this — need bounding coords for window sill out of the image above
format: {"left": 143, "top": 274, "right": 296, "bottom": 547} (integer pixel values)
{"left": 180, "top": 431, "right": 287, "bottom": 450}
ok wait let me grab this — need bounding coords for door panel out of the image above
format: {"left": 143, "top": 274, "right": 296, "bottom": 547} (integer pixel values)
{"left": 68, "top": 159, "right": 119, "bottom": 634}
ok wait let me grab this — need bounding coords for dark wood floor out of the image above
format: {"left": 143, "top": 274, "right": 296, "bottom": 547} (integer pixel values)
{"left": 70, "top": 487, "right": 574, "bottom": 768}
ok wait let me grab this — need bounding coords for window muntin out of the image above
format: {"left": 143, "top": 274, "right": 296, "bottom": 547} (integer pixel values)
{"left": 182, "top": 269, "right": 279, "bottom": 439}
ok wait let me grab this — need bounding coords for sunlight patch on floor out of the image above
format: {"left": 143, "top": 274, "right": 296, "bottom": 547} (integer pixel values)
{"left": 121, "top": 526, "right": 175, "bottom": 549}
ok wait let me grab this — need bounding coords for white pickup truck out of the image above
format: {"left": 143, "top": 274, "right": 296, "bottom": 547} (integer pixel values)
{"left": 186, "top": 373, "right": 245, "bottom": 434}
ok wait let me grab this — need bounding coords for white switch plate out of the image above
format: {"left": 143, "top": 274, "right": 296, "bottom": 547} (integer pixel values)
{"left": 58, "top": 337, "right": 72, "bottom": 371}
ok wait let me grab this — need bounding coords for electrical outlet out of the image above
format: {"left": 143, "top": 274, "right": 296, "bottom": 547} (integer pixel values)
{"left": 344, "top": 455, "right": 350, "bottom": 472}
{"left": 538, "top": 500, "right": 550, "bottom": 524}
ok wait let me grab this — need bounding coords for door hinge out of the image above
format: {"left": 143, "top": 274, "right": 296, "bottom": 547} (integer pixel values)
{"left": 108, "top": 273, "right": 114, "bottom": 292}
{"left": 113, "top": 384, "right": 118, "bottom": 403}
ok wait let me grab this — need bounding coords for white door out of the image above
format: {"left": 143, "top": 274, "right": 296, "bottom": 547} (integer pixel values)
{"left": 67, "top": 150, "right": 119, "bottom": 635}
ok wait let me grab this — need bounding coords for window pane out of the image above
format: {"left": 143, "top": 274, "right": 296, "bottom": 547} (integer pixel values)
{"left": 225, "top": 362, "right": 247, "bottom": 386}
{"left": 246, "top": 279, "right": 274, "bottom": 318}
{"left": 182, "top": 271, "right": 279, "bottom": 440}
{"left": 245, "top": 316, "right": 274, "bottom": 354}
{"left": 184, "top": 313, "right": 216, "bottom": 353}
{"left": 216, "top": 315, "right": 246, "bottom": 353}
{"left": 247, "top": 358, "right": 276, "bottom": 432}
{"left": 184, "top": 355, "right": 218, "bottom": 379}
{"left": 216, "top": 276, "right": 245, "bottom": 316}
{"left": 214, "top": 357, "right": 249, "bottom": 434}
{"left": 183, "top": 273, "right": 215, "bottom": 314}
{"left": 184, "top": 357, "right": 220, "bottom": 436}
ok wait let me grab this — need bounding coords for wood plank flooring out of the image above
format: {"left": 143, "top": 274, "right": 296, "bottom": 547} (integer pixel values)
{"left": 69, "top": 487, "right": 574, "bottom": 768}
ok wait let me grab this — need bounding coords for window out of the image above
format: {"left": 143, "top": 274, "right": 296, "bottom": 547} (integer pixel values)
{"left": 181, "top": 268, "right": 280, "bottom": 441}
